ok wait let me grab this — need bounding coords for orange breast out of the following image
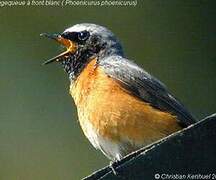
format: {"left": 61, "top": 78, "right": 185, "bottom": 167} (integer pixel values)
{"left": 70, "top": 58, "right": 182, "bottom": 145}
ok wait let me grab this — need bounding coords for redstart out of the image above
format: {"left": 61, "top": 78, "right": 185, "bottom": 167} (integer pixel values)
{"left": 41, "top": 23, "right": 196, "bottom": 162}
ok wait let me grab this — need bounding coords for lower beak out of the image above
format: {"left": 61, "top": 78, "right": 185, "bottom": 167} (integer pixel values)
{"left": 40, "top": 33, "right": 77, "bottom": 65}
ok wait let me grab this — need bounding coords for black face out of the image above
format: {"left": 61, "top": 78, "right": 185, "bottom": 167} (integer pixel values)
{"left": 59, "top": 30, "right": 106, "bottom": 81}
{"left": 61, "top": 30, "right": 90, "bottom": 44}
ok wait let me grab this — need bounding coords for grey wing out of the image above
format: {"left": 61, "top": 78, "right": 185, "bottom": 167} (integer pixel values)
{"left": 99, "top": 55, "right": 197, "bottom": 127}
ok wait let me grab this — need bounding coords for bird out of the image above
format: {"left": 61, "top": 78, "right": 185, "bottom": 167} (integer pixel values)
{"left": 41, "top": 23, "right": 197, "bottom": 162}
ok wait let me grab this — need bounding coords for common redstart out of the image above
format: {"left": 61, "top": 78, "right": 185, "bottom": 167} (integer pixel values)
{"left": 41, "top": 23, "right": 196, "bottom": 162}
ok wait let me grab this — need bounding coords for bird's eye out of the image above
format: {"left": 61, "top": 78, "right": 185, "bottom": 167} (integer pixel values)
{"left": 61, "top": 31, "right": 90, "bottom": 43}
{"left": 78, "top": 31, "right": 90, "bottom": 41}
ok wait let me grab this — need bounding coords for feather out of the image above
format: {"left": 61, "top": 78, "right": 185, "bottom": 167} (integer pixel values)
{"left": 99, "top": 55, "right": 196, "bottom": 127}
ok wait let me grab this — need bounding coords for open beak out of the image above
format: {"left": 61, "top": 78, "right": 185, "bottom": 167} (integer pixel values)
{"left": 40, "top": 33, "right": 77, "bottom": 65}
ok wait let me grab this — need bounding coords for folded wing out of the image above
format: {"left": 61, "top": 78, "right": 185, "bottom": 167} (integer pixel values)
{"left": 99, "top": 56, "right": 196, "bottom": 127}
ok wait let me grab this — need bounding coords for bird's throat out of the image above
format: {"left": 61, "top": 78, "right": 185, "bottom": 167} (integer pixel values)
{"left": 61, "top": 47, "right": 96, "bottom": 82}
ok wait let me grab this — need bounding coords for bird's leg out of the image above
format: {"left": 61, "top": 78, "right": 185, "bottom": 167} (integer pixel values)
{"left": 109, "top": 160, "right": 126, "bottom": 179}
{"left": 109, "top": 160, "right": 118, "bottom": 175}
{"left": 109, "top": 156, "right": 125, "bottom": 177}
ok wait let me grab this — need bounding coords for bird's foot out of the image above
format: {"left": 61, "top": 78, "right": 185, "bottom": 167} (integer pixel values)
{"left": 109, "top": 161, "right": 118, "bottom": 175}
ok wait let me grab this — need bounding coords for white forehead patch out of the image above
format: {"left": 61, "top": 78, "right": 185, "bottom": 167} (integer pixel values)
{"left": 64, "top": 24, "right": 91, "bottom": 33}
{"left": 63, "top": 23, "right": 114, "bottom": 38}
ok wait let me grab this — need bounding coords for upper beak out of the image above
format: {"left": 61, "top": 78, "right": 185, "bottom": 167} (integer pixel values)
{"left": 40, "top": 33, "right": 77, "bottom": 65}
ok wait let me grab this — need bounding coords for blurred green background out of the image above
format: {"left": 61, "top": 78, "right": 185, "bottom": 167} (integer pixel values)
{"left": 0, "top": 1, "right": 215, "bottom": 179}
